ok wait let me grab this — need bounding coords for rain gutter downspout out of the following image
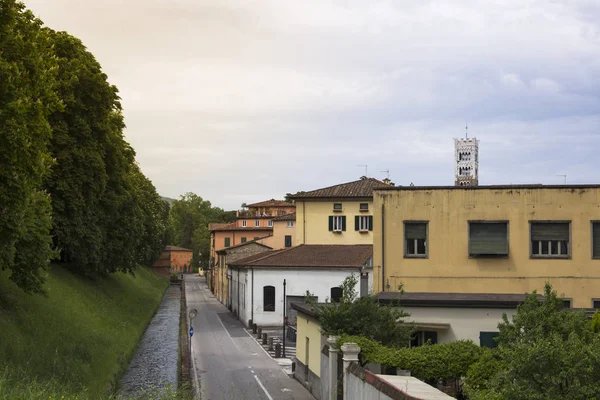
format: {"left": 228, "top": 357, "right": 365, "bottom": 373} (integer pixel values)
{"left": 251, "top": 268, "right": 254, "bottom": 323}
{"left": 381, "top": 202, "right": 385, "bottom": 292}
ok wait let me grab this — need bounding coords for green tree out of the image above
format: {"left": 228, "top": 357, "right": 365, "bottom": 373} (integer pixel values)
{"left": 465, "top": 284, "right": 600, "bottom": 400}
{"left": 0, "top": 0, "right": 59, "bottom": 293}
{"left": 307, "top": 274, "right": 413, "bottom": 347}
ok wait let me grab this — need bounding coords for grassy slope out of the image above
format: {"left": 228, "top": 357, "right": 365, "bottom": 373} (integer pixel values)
{"left": 0, "top": 264, "right": 169, "bottom": 399}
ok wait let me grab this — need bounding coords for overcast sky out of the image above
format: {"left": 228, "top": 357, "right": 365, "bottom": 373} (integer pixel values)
{"left": 25, "top": 0, "right": 600, "bottom": 210}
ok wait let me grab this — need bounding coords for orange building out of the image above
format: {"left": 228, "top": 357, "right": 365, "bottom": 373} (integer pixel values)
{"left": 152, "top": 245, "right": 194, "bottom": 276}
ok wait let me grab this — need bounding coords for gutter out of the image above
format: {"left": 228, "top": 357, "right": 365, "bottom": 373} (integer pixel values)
{"left": 381, "top": 202, "right": 385, "bottom": 292}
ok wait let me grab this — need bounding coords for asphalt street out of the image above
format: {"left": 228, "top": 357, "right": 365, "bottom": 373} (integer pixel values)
{"left": 185, "top": 275, "right": 315, "bottom": 400}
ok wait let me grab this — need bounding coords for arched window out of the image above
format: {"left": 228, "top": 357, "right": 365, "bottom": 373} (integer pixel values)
{"left": 263, "top": 286, "right": 275, "bottom": 311}
{"left": 331, "top": 287, "right": 343, "bottom": 303}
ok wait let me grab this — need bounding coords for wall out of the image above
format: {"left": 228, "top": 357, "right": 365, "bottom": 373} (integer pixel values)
{"left": 373, "top": 187, "right": 600, "bottom": 307}
{"left": 296, "top": 200, "right": 373, "bottom": 245}
{"left": 258, "top": 220, "right": 296, "bottom": 249}
{"left": 294, "top": 310, "right": 325, "bottom": 399}
{"left": 234, "top": 268, "right": 365, "bottom": 327}
{"left": 403, "top": 306, "right": 515, "bottom": 344}
{"left": 213, "top": 229, "right": 272, "bottom": 254}
{"left": 169, "top": 250, "right": 193, "bottom": 272}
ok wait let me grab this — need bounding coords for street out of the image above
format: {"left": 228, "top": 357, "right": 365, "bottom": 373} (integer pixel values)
{"left": 185, "top": 275, "right": 315, "bottom": 400}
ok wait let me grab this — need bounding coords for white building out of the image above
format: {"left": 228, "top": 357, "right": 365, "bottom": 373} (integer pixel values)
{"left": 454, "top": 134, "right": 479, "bottom": 187}
{"left": 228, "top": 244, "right": 373, "bottom": 327}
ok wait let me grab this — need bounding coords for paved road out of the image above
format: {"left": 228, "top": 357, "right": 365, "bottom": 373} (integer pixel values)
{"left": 186, "top": 275, "right": 315, "bottom": 400}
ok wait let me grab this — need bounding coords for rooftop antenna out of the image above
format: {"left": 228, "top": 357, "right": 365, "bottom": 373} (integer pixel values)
{"left": 358, "top": 164, "right": 368, "bottom": 177}
{"left": 381, "top": 169, "right": 390, "bottom": 179}
{"left": 557, "top": 174, "right": 567, "bottom": 185}
{"left": 465, "top": 122, "right": 468, "bottom": 139}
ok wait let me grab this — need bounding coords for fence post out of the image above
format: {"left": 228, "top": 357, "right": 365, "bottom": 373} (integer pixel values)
{"left": 327, "top": 336, "right": 339, "bottom": 400}
{"left": 341, "top": 343, "right": 360, "bottom": 400}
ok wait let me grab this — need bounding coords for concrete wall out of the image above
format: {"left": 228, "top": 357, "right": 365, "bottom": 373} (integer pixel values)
{"left": 373, "top": 186, "right": 600, "bottom": 307}
{"left": 296, "top": 200, "right": 374, "bottom": 245}
{"left": 404, "top": 306, "right": 515, "bottom": 344}
{"left": 258, "top": 220, "right": 295, "bottom": 249}
{"left": 240, "top": 268, "right": 366, "bottom": 326}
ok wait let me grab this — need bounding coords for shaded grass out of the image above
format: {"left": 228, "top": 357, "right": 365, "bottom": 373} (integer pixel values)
{"left": 0, "top": 264, "right": 169, "bottom": 399}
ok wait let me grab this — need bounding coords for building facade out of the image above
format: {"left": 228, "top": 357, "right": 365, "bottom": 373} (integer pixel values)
{"left": 258, "top": 213, "right": 296, "bottom": 249}
{"left": 152, "top": 245, "right": 194, "bottom": 276}
{"left": 291, "top": 177, "right": 387, "bottom": 246}
{"left": 454, "top": 137, "right": 479, "bottom": 187}
{"left": 373, "top": 185, "right": 600, "bottom": 308}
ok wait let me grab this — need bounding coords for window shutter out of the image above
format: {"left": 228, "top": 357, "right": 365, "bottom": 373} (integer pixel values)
{"left": 593, "top": 223, "right": 600, "bottom": 258}
{"left": 355, "top": 216, "right": 360, "bottom": 231}
{"left": 328, "top": 216, "right": 333, "bottom": 231}
{"left": 469, "top": 223, "right": 508, "bottom": 255}
{"left": 530, "top": 223, "right": 569, "bottom": 241}
{"left": 368, "top": 216, "right": 373, "bottom": 231}
{"left": 342, "top": 216, "right": 347, "bottom": 231}
{"left": 405, "top": 223, "right": 426, "bottom": 239}
{"left": 285, "top": 235, "right": 292, "bottom": 248}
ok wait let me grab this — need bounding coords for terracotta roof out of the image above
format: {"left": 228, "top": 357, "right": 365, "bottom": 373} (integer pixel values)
{"left": 208, "top": 222, "right": 233, "bottom": 231}
{"left": 271, "top": 213, "right": 296, "bottom": 221}
{"left": 246, "top": 199, "right": 295, "bottom": 208}
{"left": 216, "top": 238, "right": 273, "bottom": 253}
{"left": 290, "top": 178, "right": 387, "bottom": 199}
{"left": 377, "top": 292, "right": 545, "bottom": 309}
{"left": 229, "top": 244, "right": 373, "bottom": 268}
{"left": 210, "top": 224, "right": 273, "bottom": 232}
{"left": 165, "top": 245, "right": 193, "bottom": 252}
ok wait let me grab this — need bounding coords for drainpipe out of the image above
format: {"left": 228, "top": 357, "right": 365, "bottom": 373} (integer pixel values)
{"left": 251, "top": 268, "right": 254, "bottom": 323}
{"left": 303, "top": 201, "right": 306, "bottom": 244}
{"left": 381, "top": 203, "right": 385, "bottom": 292}
{"left": 237, "top": 269, "right": 240, "bottom": 317}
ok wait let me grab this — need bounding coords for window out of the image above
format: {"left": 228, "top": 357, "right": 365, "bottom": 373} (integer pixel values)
{"left": 263, "top": 286, "right": 275, "bottom": 311}
{"left": 285, "top": 235, "right": 292, "bottom": 248}
{"left": 593, "top": 222, "right": 600, "bottom": 259}
{"left": 287, "top": 220, "right": 294, "bottom": 227}
{"left": 409, "top": 331, "right": 438, "bottom": 347}
{"left": 242, "top": 220, "right": 247, "bottom": 227}
{"left": 562, "top": 299, "right": 572, "bottom": 309}
{"left": 530, "top": 222, "right": 570, "bottom": 258}
{"left": 330, "top": 287, "right": 343, "bottom": 303}
{"left": 469, "top": 221, "right": 508, "bottom": 257}
{"left": 328, "top": 216, "right": 346, "bottom": 232}
{"left": 480, "top": 332, "right": 499, "bottom": 348}
{"left": 241, "top": 237, "right": 247, "bottom": 243}
{"left": 333, "top": 203, "right": 342, "bottom": 212}
{"left": 359, "top": 203, "right": 369, "bottom": 211}
{"left": 268, "top": 220, "right": 273, "bottom": 227}
{"left": 404, "top": 222, "right": 427, "bottom": 257}
{"left": 255, "top": 220, "right": 260, "bottom": 227}
{"left": 224, "top": 237, "right": 231, "bottom": 247}
{"left": 355, "top": 215, "right": 373, "bottom": 232}
{"left": 593, "top": 299, "right": 600, "bottom": 309}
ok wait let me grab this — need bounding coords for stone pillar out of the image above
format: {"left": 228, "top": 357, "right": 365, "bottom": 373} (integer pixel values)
{"left": 327, "top": 335, "right": 339, "bottom": 400}
{"left": 341, "top": 343, "right": 360, "bottom": 400}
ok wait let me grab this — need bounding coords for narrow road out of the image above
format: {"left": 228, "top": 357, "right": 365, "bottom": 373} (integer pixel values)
{"left": 186, "top": 275, "right": 314, "bottom": 400}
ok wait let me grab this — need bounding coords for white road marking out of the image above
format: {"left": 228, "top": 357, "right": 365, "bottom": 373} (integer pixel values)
{"left": 214, "top": 312, "right": 239, "bottom": 351}
{"left": 254, "top": 375, "right": 274, "bottom": 400}
{"left": 200, "top": 286, "right": 209, "bottom": 301}
{"left": 243, "top": 328, "right": 273, "bottom": 359}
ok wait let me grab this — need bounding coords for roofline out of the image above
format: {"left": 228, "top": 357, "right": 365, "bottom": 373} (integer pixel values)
{"left": 377, "top": 292, "right": 543, "bottom": 309}
{"left": 216, "top": 239, "right": 273, "bottom": 254}
{"left": 290, "top": 302, "right": 318, "bottom": 318}
{"left": 288, "top": 178, "right": 385, "bottom": 200}
{"left": 245, "top": 200, "right": 294, "bottom": 207}
{"left": 230, "top": 264, "right": 367, "bottom": 270}
{"left": 210, "top": 227, "right": 274, "bottom": 232}
{"left": 375, "top": 184, "right": 600, "bottom": 191}
{"left": 290, "top": 196, "right": 374, "bottom": 201}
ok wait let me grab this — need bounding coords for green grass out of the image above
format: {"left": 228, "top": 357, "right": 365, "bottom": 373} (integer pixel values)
{"left": 0, "top": 264, "right": 170, "bottom": 399}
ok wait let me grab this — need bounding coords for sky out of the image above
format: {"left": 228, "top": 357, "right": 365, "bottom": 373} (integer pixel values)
{"left": 25, "top": 0, "right": 600, "bottom": 210}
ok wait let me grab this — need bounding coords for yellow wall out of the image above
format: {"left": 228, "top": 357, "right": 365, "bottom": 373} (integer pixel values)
{"left": 373, "top": 186, "right": 600, "bottom": 308}
{"left": 295, "top": 311, "right": 323, "bottom": 376}
{"left": 296, "top": 200, "right": 373, "bottom": 245}
{"left": 258, "top": 220, "right": 295, "bottom": 249}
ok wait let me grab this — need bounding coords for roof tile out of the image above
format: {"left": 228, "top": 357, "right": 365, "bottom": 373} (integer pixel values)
{"left": 290, "top": 178, "right": 387, "bottom": 199}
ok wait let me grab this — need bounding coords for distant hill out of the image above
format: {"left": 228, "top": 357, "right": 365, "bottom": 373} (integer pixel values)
{"left": 160, "top": 196, "right": 177, "bottom": 205}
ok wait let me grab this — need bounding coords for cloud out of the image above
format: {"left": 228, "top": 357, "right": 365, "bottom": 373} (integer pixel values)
{"left": 24, "top": 0, "right": 600, "bottom": 209}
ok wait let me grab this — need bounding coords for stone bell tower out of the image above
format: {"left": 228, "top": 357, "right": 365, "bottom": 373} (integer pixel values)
{"left": 454, "top": 125, "right": 479, "bottom": 186}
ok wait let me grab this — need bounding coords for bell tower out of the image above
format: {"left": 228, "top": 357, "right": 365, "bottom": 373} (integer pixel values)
{"left": 454, "top": 125, "right": 479, "bottom": 186}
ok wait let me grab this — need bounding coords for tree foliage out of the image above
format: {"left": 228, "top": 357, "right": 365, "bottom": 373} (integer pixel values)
{"left": 169, "top": 193, "right": 235, "bottom": 268}
{"left": 307, "top": 274, "right": 413, "bottom": 347}
{"left": 0, "top": 0, "right": 169, "bottom": 291}
{"left": 465, "top": 284, "right": 600, "bottom": 400}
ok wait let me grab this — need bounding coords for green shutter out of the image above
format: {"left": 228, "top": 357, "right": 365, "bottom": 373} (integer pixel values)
{"left": 530, "top": 223, "right": 569, "bottom": 241}
{"left": 224, "top": 237, "right": 231, "bottom": 247}
{"left": 469, "top": 223, "right": 508, "bottom": 255}
{"left": 342, "top": 216, "right": 346, "bottom": 231}
{"left": 328, "top": 216, "right": 334, "bottom": 231}
{"left": 368, "top": 216, "right": 373, "bottom": 231}
{"left": 285, "top": 235, "right": 292, "bottom": 247}
{"left": 480, "top": 332, "right": 499, "bottom": 348}
{"left": 593, "top": 223, "right": 600, "bottom": 258}
{"left": 405, "top": 223, "right": 427, "bottom": 239}
{"left": 355, "top": 216, "right": 360, "bottom": 231}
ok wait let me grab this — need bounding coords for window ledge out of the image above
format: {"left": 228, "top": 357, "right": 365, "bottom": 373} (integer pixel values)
{"left": 333, "top": 209, "right": 343, "bottom": 212}
{"left": 332, "top": 230, "right": 343, "bottom": 234}
{"left": 469, "top": 254, "right": 509, "bottom": 258}
{"left": 531, "top": 255, "right": 570, "bottom": 260}
{"left": 359, "top": 209, "right": 369, "bottom": 212}
{"left": 359, "top": 230, "right": 370, "bottom": 233}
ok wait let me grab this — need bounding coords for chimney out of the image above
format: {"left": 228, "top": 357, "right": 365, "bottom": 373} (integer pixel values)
{"left": 383, "top": 178, "right": 394, "bottom": 186}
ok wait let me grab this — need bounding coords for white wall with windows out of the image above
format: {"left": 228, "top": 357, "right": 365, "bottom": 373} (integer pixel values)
{"left": 230, "top": 267, "right": 373, "bottom": 327}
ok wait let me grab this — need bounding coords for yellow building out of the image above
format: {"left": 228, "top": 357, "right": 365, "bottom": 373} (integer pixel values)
{"left": 257, "top": 213, "right": 296, "bottom": 249}
{"left": 291, "top": 177, "right": 391, "bottom": 246}
{"left": 292, "top": 302, "right": 325, "bottom": 398}
{"left": 373, "top": 184, "right": 600, "bottom": 308}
